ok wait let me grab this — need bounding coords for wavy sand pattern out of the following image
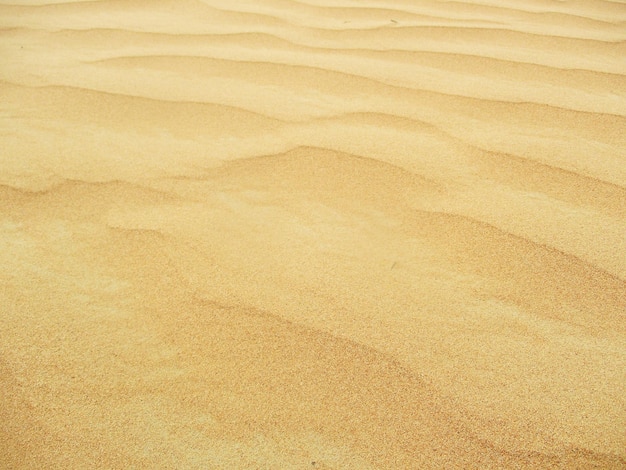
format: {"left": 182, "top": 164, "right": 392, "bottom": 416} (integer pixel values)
{"left": 1, "top": 0, "right": 626, "bottom": 468}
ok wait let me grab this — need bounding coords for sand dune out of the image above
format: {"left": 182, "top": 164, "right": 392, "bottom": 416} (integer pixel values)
{"left": 1, "top": 0, "right": 625, "bottom": 468}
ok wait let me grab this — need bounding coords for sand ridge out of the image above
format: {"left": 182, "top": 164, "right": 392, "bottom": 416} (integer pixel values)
{"left": 1, "top": 0, "right": 625, "bottom": 468}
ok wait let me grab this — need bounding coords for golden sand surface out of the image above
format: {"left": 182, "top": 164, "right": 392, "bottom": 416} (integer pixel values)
{"left": 1, "top": 0, "right": 626, "bottom": 468}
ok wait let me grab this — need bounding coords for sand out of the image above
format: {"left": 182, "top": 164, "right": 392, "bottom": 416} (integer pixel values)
{"left": 1, "top": 0, "right": 625, "bottom": 468}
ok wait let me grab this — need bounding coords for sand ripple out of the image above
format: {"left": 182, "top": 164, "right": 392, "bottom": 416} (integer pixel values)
{"left": 1, "top": 0, "right": 625, "bottom": 468}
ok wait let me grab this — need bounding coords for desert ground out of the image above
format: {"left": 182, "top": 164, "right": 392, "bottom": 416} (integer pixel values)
{"left": 1, "top": 0, "right": 625, "bottom": 468}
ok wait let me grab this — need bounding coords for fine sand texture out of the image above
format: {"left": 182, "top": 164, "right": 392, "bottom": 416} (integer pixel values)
{"left": 1, "top": 0, "right": 626, "bottom": 468}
